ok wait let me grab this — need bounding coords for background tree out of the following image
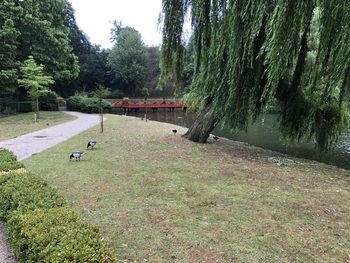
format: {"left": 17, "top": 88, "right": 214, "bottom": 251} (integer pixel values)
{"left": 108, "top": 23, "right": 148, "bottom": 97}
{"left": 0, "top": 1, "right": 20, "bottom": 96}
{"left": 144, "top": 47, "right": 161, "bottom": 96}
{"left": 17, "top": 0, "right": 79, "bottom": 84}
{"left": 94, "top": 85, "right": 110, "bottom": 133}
{"left": 144, "top": 46, "right": 179, "bottom": 98}
{"left": 18, "top": 56, "right": 54, "bottom": 122}
{"left": 63, "top": 5, "right": 116, "bottom": 97}
{"left": 160, "top": 0, "right": 350, "bottom": 150}
{"left": 0, "top": 0, "right": 79, "bottom": 99}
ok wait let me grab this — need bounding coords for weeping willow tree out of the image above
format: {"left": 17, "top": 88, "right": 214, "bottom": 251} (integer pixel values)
{"left": 160, "top": 0, "right": 350, "bottom": 150}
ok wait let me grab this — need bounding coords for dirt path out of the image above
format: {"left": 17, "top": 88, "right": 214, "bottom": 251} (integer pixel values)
{"left": 0, "top": 111, "right": 101, "bottom": 262}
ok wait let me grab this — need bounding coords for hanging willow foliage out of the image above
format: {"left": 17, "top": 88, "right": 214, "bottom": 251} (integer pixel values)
{"left": 160, "top": 0, "right": 350, "bottom": 150}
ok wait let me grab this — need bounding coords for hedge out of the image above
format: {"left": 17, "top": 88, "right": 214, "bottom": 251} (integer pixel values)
{"left": 0, "top": 173, "right": 66, "bottom": 221}
{"left": 0, "top": 149, "right": 24, "bottom": 171}
{"left": 0, "top": 150, "right": 117, "bottom": 262}
{"left": 0, "top": 149, "right": 17, "bottom": 162}
{"left": 7, "top": 207, "right": 115, "bottom": 263}
{"left": 67, "top": 95, "right": 111, "bottom": 113}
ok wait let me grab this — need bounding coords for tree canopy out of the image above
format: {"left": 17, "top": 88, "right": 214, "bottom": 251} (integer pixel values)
{"left": 0, "top": 0, "right": 79, "bottom": 96}
{"left": 160, "top": 0, "right": 350, "bottom": 149}
{"left": 108, "top": 22, "right": 148, "bottom": 97}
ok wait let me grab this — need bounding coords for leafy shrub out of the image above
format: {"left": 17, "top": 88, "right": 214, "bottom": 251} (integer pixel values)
{"left": 0, "top": 149, "right": 17, "bottom": 163}
{"left": 0, "top": 173, "right": 66, "bottom": 220}
{"left": 0, "top": 149, "right": 23, "bottom": 171}
{"left": 0, "top": 161, "right": 24, "bottom": 172}
{"left": 67, "top": 95, "right": 111, "bottom": 113}
{"left": 0, "top": 149, "right": 116, "bottom": 262}
{"left": 39, "top": 90, "right": 58, "bottom": 111}
{"left": 7, "top": 207, "right": 116, "bottom": 263}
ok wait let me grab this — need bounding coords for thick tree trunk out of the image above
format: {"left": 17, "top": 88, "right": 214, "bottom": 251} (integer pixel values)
{"left": 182, "top": 106, "right": 221, "bottom": 143}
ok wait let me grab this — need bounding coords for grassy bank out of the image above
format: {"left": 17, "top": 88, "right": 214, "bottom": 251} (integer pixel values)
{"left": 24, "top": 114, "right": 350, "bottom": 262}
{"left": 0, "top": 111, "right": 76, "bottom": 141}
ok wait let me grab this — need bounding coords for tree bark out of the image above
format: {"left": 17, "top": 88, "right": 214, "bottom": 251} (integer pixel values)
{"left": 182, "top": 106, "right": 221, "bottom": 143}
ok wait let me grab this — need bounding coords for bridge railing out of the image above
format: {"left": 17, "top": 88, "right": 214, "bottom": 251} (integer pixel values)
{"left": 106, "top": 99, "right": 188, "bottom": 109}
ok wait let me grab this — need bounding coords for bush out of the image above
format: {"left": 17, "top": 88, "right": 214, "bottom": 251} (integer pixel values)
{"left": 7, "top": 207, "right": 116, "bottom": 263}
{"left": 67, "top": 95, "right": 111, "bottom": 113}
{"left": 0, "top": 173, "right": 66, "bottom": 220}
{"left": 0, "top": 149, "right": 117, "bottom": 262}
{"left": 0, "top": 149, "right": 17, "bottom": 163}
{"left": 0, "top": 149, "right": 23, "bottom": 171}
{"left": 39, "top": 90, "right": 58, "bottom": 111}
{"left": 0, "top": 161, "right": 24, "bottom": 172}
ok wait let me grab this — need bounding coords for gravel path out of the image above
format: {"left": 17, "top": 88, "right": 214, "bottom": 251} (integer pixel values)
{"left": 0, "top": 111, "right": 101, "bottom": 262}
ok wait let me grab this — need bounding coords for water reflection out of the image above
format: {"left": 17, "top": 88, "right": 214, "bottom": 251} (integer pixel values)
{"left": 113, "top": 109, "right": 350, "bottom": 170}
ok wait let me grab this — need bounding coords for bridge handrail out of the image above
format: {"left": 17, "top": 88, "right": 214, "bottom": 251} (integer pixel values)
{"left": 106, "top": 99, "right": 188, "bottom": 109}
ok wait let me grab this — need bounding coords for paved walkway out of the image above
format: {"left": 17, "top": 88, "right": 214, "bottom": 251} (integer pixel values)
{"left": 0, "top": 111, "right": 100, "bottom": 161}
{"left": 0, "top": 111, "right": 101, "bottom": 262}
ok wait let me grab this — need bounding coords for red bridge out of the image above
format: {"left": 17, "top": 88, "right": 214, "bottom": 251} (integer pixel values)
{"left": 106, "top": 99, "right": 188, "bottom": 112}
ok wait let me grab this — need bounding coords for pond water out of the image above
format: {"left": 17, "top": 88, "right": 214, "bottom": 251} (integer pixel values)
{"left": 114, "top": 109, "right": 350, "bottom": 170}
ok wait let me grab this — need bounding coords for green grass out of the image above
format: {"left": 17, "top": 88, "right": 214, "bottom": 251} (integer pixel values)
{"left": 23, "top": 115, "right": 350, "bottom": 262}
{"left": 0, "top": 111, "right": 76, "bottom": 141}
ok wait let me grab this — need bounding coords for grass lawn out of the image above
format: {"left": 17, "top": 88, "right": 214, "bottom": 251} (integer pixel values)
{"left": 0, "top": 111, "right": 76, "bottom": 141}
{"left": 23, "top": 114, "right": 350, "bottom": 262}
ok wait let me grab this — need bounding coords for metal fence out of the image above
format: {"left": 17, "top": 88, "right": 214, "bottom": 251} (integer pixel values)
{"left": 0, "top": 99, "right": 58, "bottom": 114}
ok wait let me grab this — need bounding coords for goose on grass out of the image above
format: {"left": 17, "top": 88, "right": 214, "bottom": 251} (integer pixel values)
{"left": 70, "top": 151, "right": 85, "bottom": 161}
{"left": 87, "top": 140, "right": 97, "bottom": 149}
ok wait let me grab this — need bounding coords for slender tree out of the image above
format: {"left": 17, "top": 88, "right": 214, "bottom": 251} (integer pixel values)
{"left": 94, "top": 85, "right": 110, "bottom": 133}
{"left": 160, "top": 0, "right": 350, "bottom": 150}
{"left": 18, "top": 56, "right": 54, "bottom": 122}
{"left": 141, "top": 87, "right": 150, "bottom": 121}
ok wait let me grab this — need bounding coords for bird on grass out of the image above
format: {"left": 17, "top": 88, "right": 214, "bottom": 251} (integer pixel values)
{"left": 213, "top": 136, "right": 219, "bottom": 141}
{"left": 87, "top": 140, "right": 97, "bottom": 149}
{"left": 172, "top": 129, "right": 177, "bottom": 135}
{"left": 70, "top": 151, "right": 85, "bottom": 161}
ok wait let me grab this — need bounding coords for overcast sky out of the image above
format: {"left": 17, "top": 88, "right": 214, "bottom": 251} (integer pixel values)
{"left": 68, "top": 0, "right": 164, "bottom": 48}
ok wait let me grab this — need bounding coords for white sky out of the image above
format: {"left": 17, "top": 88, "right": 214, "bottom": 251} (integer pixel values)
{"left": 68, "top": 0, "right": 164, "bottom": 48}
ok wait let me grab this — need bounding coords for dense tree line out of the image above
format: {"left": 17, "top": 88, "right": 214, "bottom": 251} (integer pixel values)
{"left": 0, "top": 1, "right": 174, "bottom": 102}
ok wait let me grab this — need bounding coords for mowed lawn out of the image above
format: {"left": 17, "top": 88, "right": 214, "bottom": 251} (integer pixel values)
{"left": 23, "top": 114, "right": 350, "bottom": 262}
{"left": 0, "top": 111, "right": 76, "bottom": 141}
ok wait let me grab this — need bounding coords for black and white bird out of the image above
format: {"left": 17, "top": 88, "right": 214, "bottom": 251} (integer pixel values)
{"left": 172, "top": 129, "right": 177, "bottom": 135}
{"left": 213, "top": 136, "right": 219, "bottom": 141}
{"left": 70, "top": 151, "right": 85, "bottom": 161}
{"left": 87, "top": 140, "right": 97, "bottom": 149}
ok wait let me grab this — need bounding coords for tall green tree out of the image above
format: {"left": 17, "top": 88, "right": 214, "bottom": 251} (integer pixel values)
{"left": 0, "top": 1, "right": 20, "bottom": 95}
{"left": 18, "top": 0, "right": 79, "bottom": 83}
{"left": 144, "top": 46, "right": 161, "bottom": 95}
{"left": 160, "top": 0, "right": 350, "bottom": 150}
{"left": 108, "top": 23, "right": 148, "bottom": 97}
{"left": 0, "top": 0, "right": 79, "bottom": 97}
{"left": 18, "top": 56, "right": 54, "bottom": 122}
